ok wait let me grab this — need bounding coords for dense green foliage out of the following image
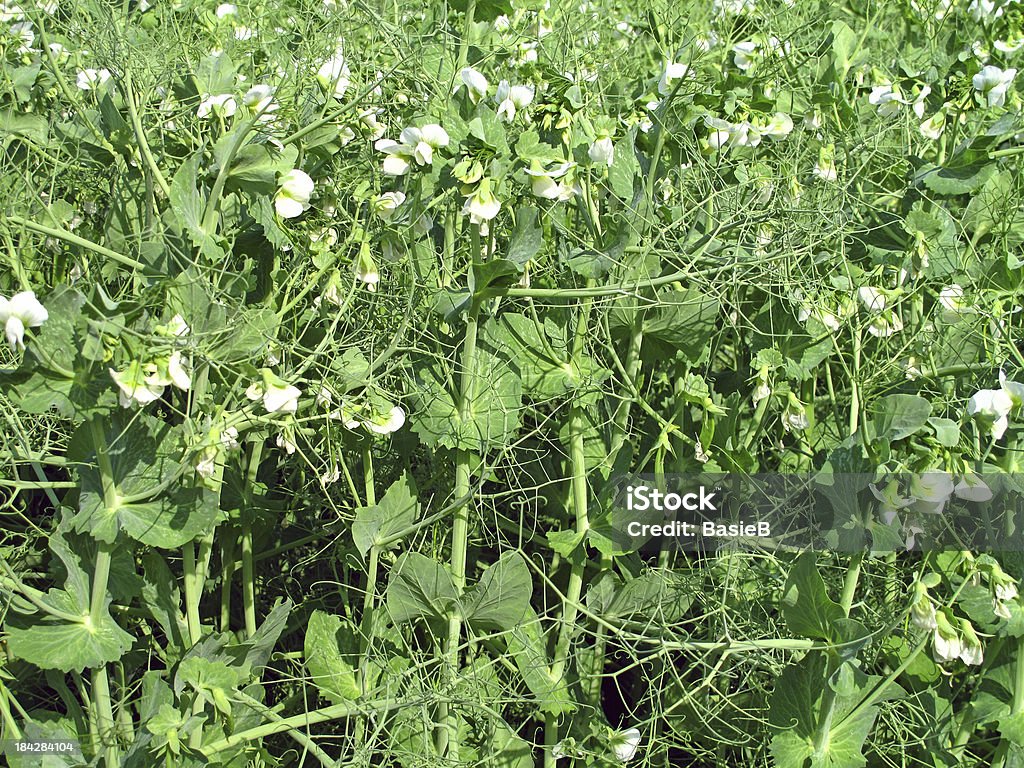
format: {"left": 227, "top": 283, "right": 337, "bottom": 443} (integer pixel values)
{"left": 4, "top": 0, "right": 1024, "bottom": 765}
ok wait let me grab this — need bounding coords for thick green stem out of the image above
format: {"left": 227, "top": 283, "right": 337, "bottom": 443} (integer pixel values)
{"left": 88, "top": 420, "right": 120, "bottom": 767}
{"left": 544, "top": 291, "right": 595, "bottom": 768}
{"left": 437, "top": 224, "right": 484, "bottom": 759}
{"left": 241, "top": 439, "right": 264, "bottom": 638}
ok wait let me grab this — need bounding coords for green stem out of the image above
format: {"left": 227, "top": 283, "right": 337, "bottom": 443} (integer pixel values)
{"left": 122, "top": 71, "right": 171, "bottom": 198}
{"left": 6, "top": 216, "right": 147, "bottom": 273}
{"left": 544, "top": 288, "right": 595, "bottom": 768}
{"left": 840, "top": 553, "right": 864, "bottom": 617}
{"left": 241, "top": 438, "right": 264, "bottom": 638}
{"left": 88, "top": 419, "right": 120, "bottom": 767}
{"left": 437, "top": 223, "right": 483, "bottom": 759}
{"left": 182, "top": 542, "right": 202, "bottom": 646}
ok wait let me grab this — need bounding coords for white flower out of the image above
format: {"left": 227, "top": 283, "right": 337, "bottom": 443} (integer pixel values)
{"left": 869, "top": 84, "right": 906, "bottom": 117}
{"left": 938, "top": 284, "right": 965, "bottom": 320}
{"left": 164, "top": 314, "right": 190, "bottom": 337}
{"left": 973, "top": 65, "right": 1016, "bottom": 108}
{"left": 197, "top": 93, "right": 237, "bottom": 119}
{"left": 932, "top": 613, "right": 962, "bottom": 663}
{"left": 588, "top": 136, "right": 614, "bottom": 167}
{"left": 969, "top": 0, "right": 1004, "bottom": 23}
{"left": 1000, "top": 370, "right": 1024, "bottom": 410}
{"left": 234, "top": 26, "right": 256, "bottom": 40}
{"left": 0, "top": 291, "right": 48, "bottom": 351}
{"left": 954, "top": 472, "right": 993, "bottom": 502}
{"left": 525, "top": 161, "right": 574, "bottom": 201}
{"left": 463, "top": 177, "right": 501, "bottom": 224}
{"left": 494, "top": 81, "right": 534, "bottom": 122}
{"left": 76, "top": 68, "right": 111, "bottom": 90}
{"left": 243, "top": 85, "right": 278, "bottom": 120}
{"left": 167, "top": 351, "right": 192, "bottom": 391}
{"left": 399, "top": 124, "right": 449, "bottom": 166}
{"left": 968, "top": 387, "right": 1014, "bottom": 440}
{"left": 858, "top": 286, "right": 886, "bottom": 312}
{"left": 782, "top": 394, "right": 809, "bottom": 432}
{"left": 317, "top": 50, "right": 350, "bottom": 99}
{"left": 221, "top": 426, "right": 240, "bottom": 450}
{"left": 732, "top": 41, "right": 758, "bottom": 71}
{"left": 367, "top": 405, "right": 405, "bottom": 434}
{"left": 911, "top": 596, "right": 938, "bottom": 630}
{"left": 276, "top": 431, "right": 297, "bottom": 455}
{"left": 372, "top": 191, "right": 406, "bottom": 221}
{"left": 995, "top": 36, "right": 1024, "bottom": 54}
{"left": 997, "top": 580, "right": 1019, "bottom": 601}
{"left": 375, "top": 139, "right": 411, "bottom": 176}
{"left": 195, "top": 451, "right": 217, "bottom": 479}
{"left": 910, "top": 472, "right": 954, "bottom": 514}
{"left": 996, "top": 599, "right": 1013, "bottom": 620}
{"left": 867, "top": 311, "right": 903, "bottom": 338}
{"left": 761, "top": 112, "right": 794, "bottom": 140}
{"left": 246, "top": 371, "right": 301, "bottom": 413}
{"left": 610, "top": 728, "right": 641, "bottom": 763}
{"left": 458, "top": 67, "right": 489, "bottom": 102}
{"left": 215, "top": 3, "right": 237, "bottom": 17}
{"left": 11, "top": 21, "right": 34, "bottom": 54}
{"left": 110, "top": 361, "right": 164, "bottom": 407}
{"left": 959, "top": 620, "right": 984, "bottom": 665}
{"left": 275, "top": 169, "right": 314, "bottom": 218}
{"left": 355, "top": 246, "right": 379, "bottom": 291}
{"left": 658, "top": 61, "right": 691, "bottom": 96}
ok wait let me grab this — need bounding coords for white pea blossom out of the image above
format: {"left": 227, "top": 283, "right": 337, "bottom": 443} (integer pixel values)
{"left": 867, "top": 311, "right": 903, "bottom": 338}
{"left": 275, "top": 169, "right": 314, "bottom": 218}
{"left": 76, "top": 68, "right": 111, "bottom": 90}
{"left": 968, "top": 385, "right": 1015, "bottom": 439}
{"left": 245, "top": 370, "right": 301, "bottom": 413}
{"left": 760, "top": 112, "right": 794, "bottom": 140}
{"left": 197, "top": 93, "right": 237, "bottom": 119}
{"left": 959, "top": 620, "right": 984, "bottom": 665}
{"left": 457, "top": 67, "right": 489, "bottom": 102}
{"left": 588, "top": 135, "right": 614, "bottom": 167}
{"left": 243, "top": 85, "right": 278, "bottom": 120}
{"left": 973, "top": 65, "right": 1016, "bottom": 108}
{"left": 954, "top": 472, "right": 993, "bottom": 502}
{"left": 658, "top": 61, "right": 691, "bottom": 96}
{"left": 932, "top": 612, "right": 962, "bottom": 663}
{"left": 858, "top": 286, "right": 886, "bottom": 312}
{"left": 375, "top": 124, "right": 448, "bottom": 175}
{"left": 367, "top": 405, "right": 406, "bottom": 434}
{"left": 0, "top": 291, "right": 48, "bottom": 351}
{"left": 317, "top": 49, "right": 350, "bottom": 99}
{"left": 354, "top": 246, "right": 379, "bottom": 291}
{"left": 610, "top": 728, "right": 641, "bottom": 763}
{"left": 109, "top": 361, "right": 164, "bottom": 407}
{"left": 214, "top": 3, "right": 237, "bottom": 17}
{"left": 732, "top": 41, "right": 758, "bottom": 71}
{"left": 372, "top": 191, "right": 406, "bottom": 221}
{"left": 167, "top": 351, "right": 192, "bottom": 391}
{"left": 494, "top": 81, "right": 534, "bottom": 122}
{"left": 463, "top": 177, "right": 501, "bottom": 225}
{"left": 525, "top": 161, "right": 575, "bottom": 201}
{"left": 869, "top": 84, "right": 906, "bottom": 117}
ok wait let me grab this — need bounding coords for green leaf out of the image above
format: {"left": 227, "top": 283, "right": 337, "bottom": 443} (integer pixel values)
{"left": 386, "top": 553, "right": 458, "bottom": 625}
{"left": 516, "top": 130, "right": 565, "bottom": 164}
{"left": 215, "top": 133, "right": 298, "bottom": 195}
{"left": 608, "top": 130, "right": 639, "bottom": 200}
{"left": 352, "top": 472, "right": 420, "bottom": 557}
{"left": 506, "top": 609, "right": 574, "bottom": 714}
{"left": 829, "top": 20, "right": 861, "bottom": 79}
{"left": 6, "top": 588, "right": 134, "bottom": 673}
{"left": 508, "top": 206, "right": 544, "bottom": 267}
{"left": 769, "top": 655, "right": 887, "bottom": 768}
{"left": 868, "top": 394, "right": 931, "bottom": 441}
{"left": 913, "top": 161, "right": 995, "bottom": 196}
{"left": 304, "top": 610, "right": 361, "bottom": 704}
{"left": 463, "top": 552, "right": 532, "bottom": 632}
{"left": 411, "top": 348, "right": 522, "bottom": 452}
{"left": 928, "top": 417, "right": 961, "bottom": 447}
{"left": 471, "top": 258, "right": 522, "bottom": 304}
{"left": 177, "top": 657, "right": 248, "bottom": 716}
{"left": 71, "top": 413, "right": 222, "bottom": 547}
{"left": 614, "top": 288, "right": 720, "bottom": 363}
{"left": 782, "top": 553, "right": 845, "bottom": 642}
{"left": 169, "top": 151, "right": 225, "bottom": 261}
{"left": 0, "top": 106, "right": 48, "bottom": 144}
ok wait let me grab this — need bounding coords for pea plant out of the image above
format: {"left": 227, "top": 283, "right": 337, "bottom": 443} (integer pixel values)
{"left": 3, "top": 0, "right": 1024, "bottom": 765}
